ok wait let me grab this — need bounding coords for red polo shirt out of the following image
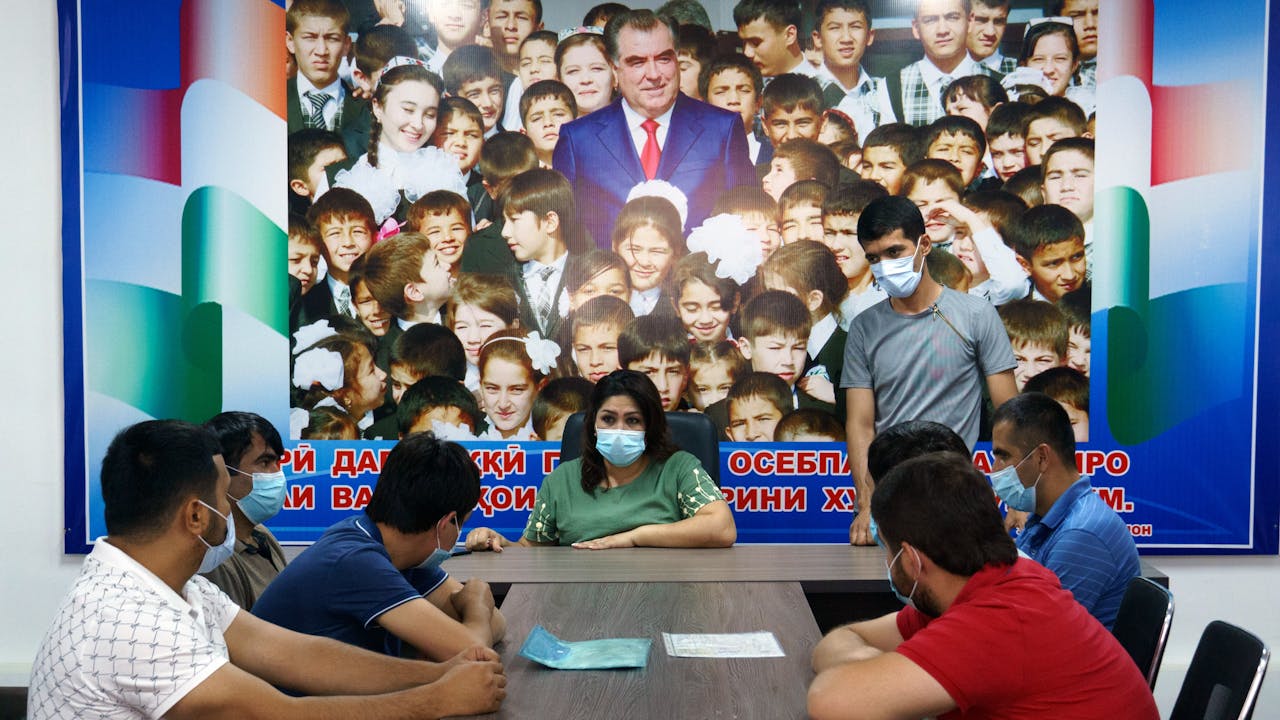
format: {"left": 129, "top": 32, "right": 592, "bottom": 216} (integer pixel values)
{"left": 896, "top": 558, "right": 1158, "bottom": 719}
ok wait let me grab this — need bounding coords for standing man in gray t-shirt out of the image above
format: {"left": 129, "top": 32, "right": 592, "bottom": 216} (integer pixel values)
{"left": 841, "top": 196, "right": 1017, "bottom": 545}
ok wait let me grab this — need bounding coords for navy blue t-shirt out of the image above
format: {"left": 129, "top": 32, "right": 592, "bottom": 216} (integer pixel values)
{"left": 252, "top": 513, "right": 448, "bottom": 654}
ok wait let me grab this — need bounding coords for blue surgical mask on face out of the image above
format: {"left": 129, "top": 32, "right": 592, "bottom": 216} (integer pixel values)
{"left": 989, "top": 448, "right": 1042, "bottom": 513}
{"left": 870, "top": 240, "right": 924, "bottom": 298}
{"left": 227, "top": 467, "right": 287, "bottom": 526}
{"left": 418, "top": 516, "right": 459, "bottom": 572}
{"left": 596, "top": 429, "right": 646, "bottom": 467}
{"left": 196, "top": 500, "right": 236, "bottom": 573}
{"left": 885, "top": 546, "right": 919, "bottom": 610}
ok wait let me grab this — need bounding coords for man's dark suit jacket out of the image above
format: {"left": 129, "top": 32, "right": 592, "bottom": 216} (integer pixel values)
{"left": 553, "top": 94, "right": 756, "bottom": 249}
{"left": 287, "top": 77, "right": 365, "bottom": 135}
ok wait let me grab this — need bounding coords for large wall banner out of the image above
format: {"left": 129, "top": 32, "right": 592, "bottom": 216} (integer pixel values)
{"left": 59, "top": 0, "right": 1279, "bottom": 553}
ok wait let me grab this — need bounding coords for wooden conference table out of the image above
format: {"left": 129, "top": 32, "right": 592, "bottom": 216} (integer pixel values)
{"left": 439, "top": 546, "right": 1168, "bottom": 719}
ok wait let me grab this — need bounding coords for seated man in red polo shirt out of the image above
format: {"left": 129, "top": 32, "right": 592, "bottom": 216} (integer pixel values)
{"left": 808, "top": 452, "right": 1158, "bottom": 720}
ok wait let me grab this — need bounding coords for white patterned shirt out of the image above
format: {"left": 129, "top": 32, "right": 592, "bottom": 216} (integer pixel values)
{"left": 28, "top": 539, "right": 241, "bottom": 719}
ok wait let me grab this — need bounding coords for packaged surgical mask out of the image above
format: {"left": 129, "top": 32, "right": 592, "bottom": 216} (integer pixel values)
{"left": 519, "top": 625, "right": 651, "bottom": 670}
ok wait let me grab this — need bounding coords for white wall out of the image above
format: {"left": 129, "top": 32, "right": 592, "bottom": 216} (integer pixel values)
{"left": 3, "top": 3, "right": 1279, "bottom": 715}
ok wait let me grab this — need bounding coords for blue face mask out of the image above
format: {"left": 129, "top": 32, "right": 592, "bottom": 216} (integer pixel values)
{"left": 196, "top": 500, "right": 236, "bottom": 573}
{"left": 596, "top": 429, "right": 646, "bottom": 467}
{"left": 989, "top": 447, "right": 1041, "bottom": 513}
{"left": 885, "top": 546, "right": 919, "bottom": 610}
{"left": 418, "top": 516, "right": 459, "bottom": 572}
{"left": 228, "top": 467, "right": 287, "bottom": 526}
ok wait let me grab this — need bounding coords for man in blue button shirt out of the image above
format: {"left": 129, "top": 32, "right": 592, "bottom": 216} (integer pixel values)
{"left": 989, "top": 392, "right": 1140, "bottom": 629}
{"left": 254, "top": 432, "right": 506, "bottom": 658}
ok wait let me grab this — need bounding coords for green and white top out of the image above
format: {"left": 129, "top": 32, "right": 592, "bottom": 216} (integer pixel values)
{"left": 522, "top": 451, "right": 723, "bottom": 545}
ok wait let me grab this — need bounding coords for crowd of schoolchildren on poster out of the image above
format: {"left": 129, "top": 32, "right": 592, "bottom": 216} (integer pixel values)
{"left": 284, "top": 0, "right": 1096, "bottom": 450}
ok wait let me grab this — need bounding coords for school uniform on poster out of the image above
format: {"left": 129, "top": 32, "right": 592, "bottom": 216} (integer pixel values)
{"left": 515, "top": 252, "right": 574, "bottom": 339}
{"left": 895, "top": 56, "right": 999, "bottom": 126}
{"left": 804, "top": 312, "right": 847, "bottom": 422}
{"left": 287, "top": 76, "right": 365, "bottom": 134}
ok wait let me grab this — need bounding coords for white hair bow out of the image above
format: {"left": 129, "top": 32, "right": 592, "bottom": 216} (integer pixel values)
{"left": 686, "top": 213, "right": 763, "bottom": 285}
{"left": 293, "top": 349, "right": 345, "bottom": 391}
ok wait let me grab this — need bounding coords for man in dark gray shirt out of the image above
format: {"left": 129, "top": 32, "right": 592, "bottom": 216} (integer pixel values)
{"left": 841, "top": 196, "right": 1017, "bottom": 545}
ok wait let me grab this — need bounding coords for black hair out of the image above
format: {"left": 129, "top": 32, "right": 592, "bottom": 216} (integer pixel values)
{"left": 867, "top": 421, "right": 969, "bottom": 485}
{"left": 288, "top": 128, "right": 346, "bottom": 183}
{"left": 985, "top": 100, "right": 1033, "bottom": 140}
{"left": 580, "top": 370, "right": 679, "bottom": 492}
{"left": 1008, "top": 203, "right": 1084, "bottom": 261}
{"left": 657, "top": 0, "right": 714, "bottom": 30}
{"left": 822, "top": 179, "right": 889, "bottom": 217}
{"left": 392, "top": 323, "right": 468, "bottom": 381}
{"left": 532, "top": 376, "right": 595, "bottom": 438}
{"left": 861, "top": 123, "right": 923, "bottom": 165}
{"left": 733, "top": 0, "right": 802, "bottom": 31}
{"left": 203, "top": 412, "right": 284, "bottom": 470}
{"left": 990, "top": 391, "right": 1077, "bottom": 467}
{"left": 365, "top": 431, "right": 481, "bottom": 533}
{"left": 396, "top": 376, "right": 483, "bottom": 436}
{"left": 442, "top": 44, "right": 502, "bottom": 95}
{"left": 604, "top": 10, "right": 680, "bottom": 63}
{"left": 924, "top": 114, "right": 988, "bottom": 157}
{"left": 698, "top": 52, "right": 764, "bottom": 99}
{"left": 585, "top": 3, "right": 630, "bottom": 26}
{"left": 618, "top": 313, "right": 692, "bottom": 367}
{"left": 856, "top": 195, "right": 926, "bottom": 246}
{"left": 101, "top": 420, "right": 223, "bottom": 539}
{"left": 814, "top": 0, "right": 871, "bottom": 27}
{"left": 872, "top": 452, "right": 1017, "bottom": 574}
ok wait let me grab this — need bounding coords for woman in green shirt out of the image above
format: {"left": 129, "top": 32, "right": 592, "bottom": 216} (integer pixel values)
{"left": 464, "top": 370, "right": 736, "bottom": 550}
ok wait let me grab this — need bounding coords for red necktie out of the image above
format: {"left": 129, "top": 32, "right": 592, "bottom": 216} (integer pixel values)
{"left": 640, "top": 118, "right": 661, "bottom": 180}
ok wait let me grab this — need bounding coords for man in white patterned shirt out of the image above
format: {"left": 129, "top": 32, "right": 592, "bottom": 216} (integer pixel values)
{"left": 29, "top": 420, "right": 505, "bottom": 720}
{"left": 813, "top": 0, "right": 899, "bottom": 139}
{"left": 897, "top": 0, "right": 1000, "bottom": 126}
{"left": 967, "top": 0, "right": 1019, "bottom": 75}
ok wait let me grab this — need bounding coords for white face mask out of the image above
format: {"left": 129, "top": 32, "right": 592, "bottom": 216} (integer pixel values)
{"left": 196, "top": 500, "right": 236, "bottom": 573}
{"left": 870, "top": 240, "right": 925, "bottom": 298}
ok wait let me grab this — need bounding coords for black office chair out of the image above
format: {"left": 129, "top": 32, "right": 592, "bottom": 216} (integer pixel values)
{"left": 1169, "top": 620, "right": 1270, "bottom": 720}
{"left": 559, "top": 412, "right": 720, "bottom": 485}
{"left": 1111, "top": 576, "right": 1174, "bottom": 689}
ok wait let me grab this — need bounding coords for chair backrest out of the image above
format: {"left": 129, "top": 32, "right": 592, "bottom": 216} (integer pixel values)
{"left": 1170, "top": 620, "right": 1271, "bottom": 720}
{"left": 1111, "top": 576, "right": 1175, "bottom": 689}
{"left": 560, "top": 412, "right": 720, "bottom": 485}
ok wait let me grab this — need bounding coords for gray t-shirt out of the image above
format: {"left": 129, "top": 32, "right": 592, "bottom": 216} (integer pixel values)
{"left": 841, "top": 287, "right": 1016, "bottom": 447}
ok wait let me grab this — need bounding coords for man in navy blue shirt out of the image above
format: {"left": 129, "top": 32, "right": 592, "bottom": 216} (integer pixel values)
{"left": 254, "top": 433, "right": 506, "bottom": 658}
{"left": 989, "top": 392, "right": 1140, "bottom": 629}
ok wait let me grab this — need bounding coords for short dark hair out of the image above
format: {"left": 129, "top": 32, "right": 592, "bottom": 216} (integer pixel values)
{"left": 585, "top": 2, "right": 630, "bottom": 26}
{"left": 822, "top": 179, "right": 889, "bottom": 218}
{"left": 815, "top": 0, "right": 871, "bottom": 27}
{"left": 1020, "top": 20, "right": 1079, "bottom": 66}
{"left": 519, "top": 79, "right": 578, "bottom": 122}
{"left": 774, "top": 139, "right": 840, "bottom": 188}
{"left": 1023, "top": 367, "right": 1089, "bottom": 412}
{"left": 1026, "top": 96, "right": 1088, "bottom": 136}
{"left": 365, "top": 432, "right": 481, "bottom": 533}
{"left": 998, "top": 299, "right": 1069, "bottom": 357}
{"left": 306, "top": 187, "right": 376, "bottom": 238}
{"left": 901, "top": 158, "right": 965, "bottom": 199}
{"left": 618, "top": 314, "right": 691, "bottom": 367}
{"left": 856, "top": 195, "right": 926, "bottom": 245}
{"left": 478, "top": 132, "right": 539, "bottom": 188}
{"left": 1008, "top": 203, "right": 1084, "bottom": 261}
{"left": 861, "top": 123, "right": 923, "bottom": 166}
{"left": 532, "top": 376, "right": 595, "bottom": 438}
{"left": 985, "top": 101, "right": 1033, "bottom": 140}
{"left": 733, "top": 0, "right": 802, "bottom": 31}
{"left": 658, "top": 0, "right": 714, "bottom": 29}
{"left": 443, "top": 44, "right": 503, "bottom": 95}
{"left": 396, "top": 376, "right": 483, "bottom": 436}
{"left": 580, "top": 370, "right": 679, "bottom": 492}
{"left": 867, "top": 421, "right": 969, "bottom": 485}
{"left": 727, "top": 371, "right": 792, "bottom": 416}
{"left": 760, "top": 73, "right": 824, "bottom": 119}
{"left": 991, "top": 391, "right": 1077, "bottom": 467}
{"left": 774, "top": 407, "right": 843, "bottom": 441}
{"left": 676, "top": 23, "right": 716, "bottom": 67}
{"left": 604, "top": 10, "right": 680, "bottom": 63}
{"left": 943, "top": 75, "right": 1008, "bottom": 114}
{"left": 1040, "top": 136, "right": 1094, "bottom": 184}
{"left": 739, "top": 289, "right": 811, "bottom": 341}
{"left": 392, "top": 323, "right": 468, "bottom": 382}
{"left": 354, "top": 24, "right": 418, "bottom": 76}
{"left": 1003, "top": 165, "right": 1045, "bottom": 207}
{"left": 288, "top": 128, "right": 346, "bottom": 185}
{"left": 203, "top": 412, "right": 284, "bottom": 470}
{"left": 287, "top": 0, "right": 350, "bottom": 34}
{"left": 698, "top": 53, "right": 763, "bottom": 99}
{"left": 101, "top": 420, "right": 223, "bottom": 539}
{"left": 924, "top": 114, "right": 988, "bottom": 157}
{"left": 872, "top": 452, "right": 1017, "bottom": 575}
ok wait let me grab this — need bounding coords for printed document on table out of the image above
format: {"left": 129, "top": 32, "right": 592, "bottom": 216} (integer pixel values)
{"left": 662, "top": 631, "right": 785, "bottom": 658}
